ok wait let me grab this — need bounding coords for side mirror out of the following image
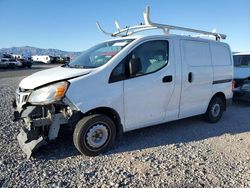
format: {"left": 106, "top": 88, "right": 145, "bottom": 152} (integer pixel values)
{"left": 129, "top": 58, "right": 141, "bottom": 76}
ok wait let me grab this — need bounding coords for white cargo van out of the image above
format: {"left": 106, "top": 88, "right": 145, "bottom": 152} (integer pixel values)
{"left": 13, "top": 7, "right": 233, "bottom": 158}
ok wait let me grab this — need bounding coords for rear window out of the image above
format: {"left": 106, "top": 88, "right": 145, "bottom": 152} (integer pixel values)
{"left": 233, "top": 55, "right": 250, "bottom": 67}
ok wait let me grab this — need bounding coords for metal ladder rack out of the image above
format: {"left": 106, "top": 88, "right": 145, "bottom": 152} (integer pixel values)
{"left": 96, "top": 6, "right": 226, "bottom": 41}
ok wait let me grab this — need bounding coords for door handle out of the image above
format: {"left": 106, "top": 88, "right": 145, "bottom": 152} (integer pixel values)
{"left": 162, "top": 75, "right": 173, "bottom": 83}
{"left": 188, "top": 72, "right": 193, "bottom": 83}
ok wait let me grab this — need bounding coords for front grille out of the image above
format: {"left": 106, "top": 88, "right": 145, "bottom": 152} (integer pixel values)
{"left": 16, "top": 90, "right": 30, "bottom": 108}
{"left": 19, "top": 87, "right": 30, "bottom": 92}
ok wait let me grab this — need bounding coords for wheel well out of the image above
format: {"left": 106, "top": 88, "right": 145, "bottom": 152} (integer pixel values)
{"left": 84, "top": 107, "right": 123, "bottom": 137}
{"left": 211, "top": 92, "right": 226, "bottom": 110}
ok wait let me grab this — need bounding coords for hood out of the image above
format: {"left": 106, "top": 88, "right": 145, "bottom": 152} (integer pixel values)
{"left": 234, "top": 67, "right": 250, "bottom": 79}
{"left": 19, "top": 66, "right": 91, "bottom": 89}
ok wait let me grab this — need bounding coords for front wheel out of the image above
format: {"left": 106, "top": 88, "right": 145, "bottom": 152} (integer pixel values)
{"left": 73, "top": 114, "right": 116, "bottom": 156}
{"left": 204, "top": 97, "right": 224, "bottom": 123}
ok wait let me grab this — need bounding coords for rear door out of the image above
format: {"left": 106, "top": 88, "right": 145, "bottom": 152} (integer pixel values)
{"left": 180, "top": 39, "right": 213, "bottom": 118}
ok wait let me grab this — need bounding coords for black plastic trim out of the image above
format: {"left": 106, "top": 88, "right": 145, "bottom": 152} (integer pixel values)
{"left": 213, "top": 79, "right": 232, "bottom": 84}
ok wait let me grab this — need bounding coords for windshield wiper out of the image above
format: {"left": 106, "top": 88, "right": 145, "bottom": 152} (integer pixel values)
{"left": 72, "top": 65, "right": 86, "bottom": 68}
{"left": 62, "top": 64, "right": 96, "bottom": 69}
{"left": 62, "top": 64, "right": 84, "bottom": 68}
{"left": 61, "top": 63, "right": 72, "bottom": 68}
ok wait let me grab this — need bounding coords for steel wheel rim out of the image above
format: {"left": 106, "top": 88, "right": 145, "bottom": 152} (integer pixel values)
{"left": 211, "top": 103, "right": 220, "bottom": 117}
{"left": 86, "top": 123, "right": 109, "bottom": 149}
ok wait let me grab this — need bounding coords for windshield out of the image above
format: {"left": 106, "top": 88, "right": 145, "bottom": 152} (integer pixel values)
{"left": 66, "top": 39, "right": 134, "bottom": 69}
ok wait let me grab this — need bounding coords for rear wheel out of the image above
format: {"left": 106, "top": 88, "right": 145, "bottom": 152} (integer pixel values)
{"left": 204, "top": 97, "right": 224, "bottom": 123}
{"left": 73, "top": 114, "right": 116, "bottom": 156}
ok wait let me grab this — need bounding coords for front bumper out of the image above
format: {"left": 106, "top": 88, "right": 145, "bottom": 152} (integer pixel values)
{"left": 17, "top": 128, "right": 47, "bottom": 158}
{"left": 233, "top": 90, "right": 250, "bottom": 101}
{"left": 233, "top": 79, "right": 250, "bottom": 102}
{"left": 12, "top": 98, "right": 78, "bottom": 158}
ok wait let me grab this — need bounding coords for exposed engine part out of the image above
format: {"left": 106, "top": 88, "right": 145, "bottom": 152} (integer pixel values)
{"left": 48, "top": 113, "right": 68, "bottom": 140}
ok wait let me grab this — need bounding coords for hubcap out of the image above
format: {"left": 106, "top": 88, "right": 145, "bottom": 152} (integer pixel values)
{"left": 211, "top": 103, "right": 220, "bottom": 117}
{"left": 86, "top": 123, "right": 109, "bottom": 148}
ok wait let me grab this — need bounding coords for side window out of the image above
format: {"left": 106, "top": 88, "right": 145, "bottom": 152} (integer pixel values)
{"left": 233, "top": 55, "right": 241, "bottom": 67}
{"left": 131, "top": 40, "right": 169, "bottom": 75}
{"left": 109, "top": 57, "right": 129, "bottom": 83}
{"left": 241, "top": 55, "right": 250, "bottom": 67}
{"left": 109, "top": 40, "right": 169, "bottom": 83}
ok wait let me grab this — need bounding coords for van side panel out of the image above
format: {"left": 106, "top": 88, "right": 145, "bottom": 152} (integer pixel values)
{"left": 179, "top": 39, "right": 213, "bottom": 118}
{"left": 210, "top": 42, "right": 233, "bottom": 99}
{"left": 66, "top": 72, "right": 125, "bottom": 126}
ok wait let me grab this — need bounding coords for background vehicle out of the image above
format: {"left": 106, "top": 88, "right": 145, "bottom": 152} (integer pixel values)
{"left": 31, "top": 55, "right": 70, "bottom": 64}
{"left": 0, "top": 53, "right": 32, "bottom": 68}
{"left": 31, "top": 55, "right": 51, "bottom": 64}
{"left": 233, "top": 52, "right": 250, "bottom": 101}
{"left": 0, "top": 58, "right": 21, "bottom": 68}
{"left": 18, "top": 58, "right": 32, "bottom": 68}
{"left": 50, "top": 56, "right": 70, "bottom": 64}
{"left": 13, "top": 6, "right": 233, "bottom": 158}
{"left": 0, "top": 59, "right": 9, "bottom": 68}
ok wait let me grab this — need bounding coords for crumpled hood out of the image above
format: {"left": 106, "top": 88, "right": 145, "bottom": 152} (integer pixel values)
{"left": 19, "top": 66, "right": 91, "bottom": 89}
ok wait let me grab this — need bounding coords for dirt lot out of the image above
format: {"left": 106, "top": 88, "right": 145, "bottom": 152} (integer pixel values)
{"left": 0, "top": 64, "right": 57, "bottom": 79}
{"left": 0, "top": 66, "right": 249, "bottom": 187}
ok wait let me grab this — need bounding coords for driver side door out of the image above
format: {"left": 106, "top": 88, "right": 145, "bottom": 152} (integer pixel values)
{"left": 123, "top": 40, "right": 175, "bottom": 131}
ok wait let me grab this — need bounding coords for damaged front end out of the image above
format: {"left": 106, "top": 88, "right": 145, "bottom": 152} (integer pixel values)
{"left": 13, "top": 82, "right": 80, "bottom": 158}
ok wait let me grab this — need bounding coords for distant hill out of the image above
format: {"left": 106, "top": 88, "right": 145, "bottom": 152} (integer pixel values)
{"left": 0, "top": 46, "right": 82, "bottom": 60}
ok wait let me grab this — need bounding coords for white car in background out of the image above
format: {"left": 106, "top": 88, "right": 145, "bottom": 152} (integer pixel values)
{"left": 0, "top": 58, "right": 22, "bottom": 68}
{"left": 233, "top": 52, "right": 250, "bottom": 101}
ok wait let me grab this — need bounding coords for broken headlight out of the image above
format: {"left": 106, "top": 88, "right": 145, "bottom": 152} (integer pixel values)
{"left": 28, "top": 81, "right": 69, "bottom": 105}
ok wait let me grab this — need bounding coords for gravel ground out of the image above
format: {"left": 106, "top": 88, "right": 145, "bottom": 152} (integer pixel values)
{"left": 0, "top": 70, "right": 249, "bottom": 187}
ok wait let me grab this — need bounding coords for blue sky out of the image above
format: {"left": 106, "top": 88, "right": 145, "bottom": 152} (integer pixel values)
{"left": 0, "top": 0, "right": 249, "bottom": 52}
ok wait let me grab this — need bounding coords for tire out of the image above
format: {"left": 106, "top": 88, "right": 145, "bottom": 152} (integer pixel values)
{"left": 9, "top": 64, "right": 15, "bottom": 69}
{"left": 204, "top": 97, "right": 224, "bottom": 123}
{"left": 73, "top": 114, "right": 116, "bottom": 156}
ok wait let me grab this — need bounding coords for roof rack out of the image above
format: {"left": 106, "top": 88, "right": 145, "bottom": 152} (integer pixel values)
{"left": 96, "top": 6, "right": 226, "bottom": 41}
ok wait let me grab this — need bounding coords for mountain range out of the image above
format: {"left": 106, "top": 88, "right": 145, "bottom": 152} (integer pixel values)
{"left": 0, "top": 46, "right": 82, "bottom": 60}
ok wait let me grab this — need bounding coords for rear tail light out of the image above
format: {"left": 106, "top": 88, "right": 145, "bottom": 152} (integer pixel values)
{"left": 232, "top": 80, "right": 235, "bottom": 92}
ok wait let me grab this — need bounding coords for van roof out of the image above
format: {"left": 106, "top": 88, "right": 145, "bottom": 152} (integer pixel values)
{"left": 233, "top": 52, "right": 250, "bottom": 56}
